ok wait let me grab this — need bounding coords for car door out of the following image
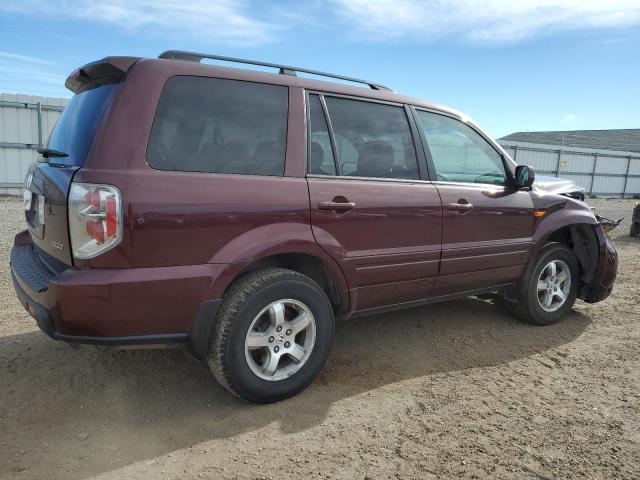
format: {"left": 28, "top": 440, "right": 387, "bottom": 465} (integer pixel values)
{"left": 413, "top": 108, "right": 535, "bottom": 296}
{"left": 306, "top": 93, "right": 442, "bottom": 313}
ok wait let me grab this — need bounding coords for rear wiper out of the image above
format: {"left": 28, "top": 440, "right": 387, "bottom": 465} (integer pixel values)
{"left": 37, "top": 148, "right": 69, "bottom": 159}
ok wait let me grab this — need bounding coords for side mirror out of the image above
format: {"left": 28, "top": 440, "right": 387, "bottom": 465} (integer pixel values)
{"left": 515, "top": 165, "right": 535, "bottom": 189}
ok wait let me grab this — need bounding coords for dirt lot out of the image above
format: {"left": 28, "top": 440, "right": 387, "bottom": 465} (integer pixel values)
{"left": 0, "top": 195, "right": 639, "bottom": 480}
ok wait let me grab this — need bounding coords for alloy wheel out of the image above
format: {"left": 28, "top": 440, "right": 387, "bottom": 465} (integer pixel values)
{"left": 244, "top": 299, "right": 316, "bottom": 381}
{"left": 536, "top": 259, "right": 572, "bottom": 312}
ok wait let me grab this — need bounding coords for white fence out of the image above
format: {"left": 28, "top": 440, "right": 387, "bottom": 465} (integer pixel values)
{"left": 499, "top": 140, "right": 640, "bottom": 197}
{"left": 0, "top": 93, "right": 69, "bottom": 195}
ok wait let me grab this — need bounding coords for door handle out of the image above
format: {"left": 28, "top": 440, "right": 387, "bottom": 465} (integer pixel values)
{"left": 447, "top": 201, "right": 473, "bottom": 212}
{"left": 318, "top": 200, "right": 356, "bottom": 211}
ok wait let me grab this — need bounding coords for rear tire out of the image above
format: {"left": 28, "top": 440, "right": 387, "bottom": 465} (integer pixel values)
{"left": 208, "top": 268, "right": 334, "bottom": 403}
{"left": 512, "top": 243, "right": 580, "bottom": 326}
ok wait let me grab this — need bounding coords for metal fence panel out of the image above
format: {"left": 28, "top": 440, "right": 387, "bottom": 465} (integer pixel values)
{"left": 595, "top": 155, "right": 628, "bottom": 175}
{"left": 0, "top": 93, "right": 68, "bottom": 194}
{"left": 499, "top": 140, "right": 640, "bottom": 197}
{"left": 625, "top": 177, "right": 640, "bottom": 195}
{"left": 559, "top": 153, "right": 594, "bottom": 174}
{"left": 516, "top": 148, "right": 559, "bottom": 172}
{"left": 502, "top": 146, "right": 516, "bottom": 159}
{"left": 1, "top": 147, "right": 38, "bottom": 186}
{"left": 0, "top": 98, "right": 35, "bottom": 145}
{"left": 592, "top": 175, "right": 626, "bottom": 195}
{"left": 560, "top": 173, "right": 593, "bottom": 189}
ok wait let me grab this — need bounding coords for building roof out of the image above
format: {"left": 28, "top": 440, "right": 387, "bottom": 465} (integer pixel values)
{"left": 499, "top": 129, "right": 640, "bottom": 153}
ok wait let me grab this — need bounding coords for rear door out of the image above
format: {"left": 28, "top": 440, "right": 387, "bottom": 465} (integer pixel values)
{"left": 306, "top": 94, "right": 442, "bottom": 312}
{"left": 413, "top": 108, "right": 535, "bottom": 296}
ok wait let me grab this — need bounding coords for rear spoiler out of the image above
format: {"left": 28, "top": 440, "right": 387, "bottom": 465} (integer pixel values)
{"left": 65, "top": 56, "right": 140, "bottom": 94}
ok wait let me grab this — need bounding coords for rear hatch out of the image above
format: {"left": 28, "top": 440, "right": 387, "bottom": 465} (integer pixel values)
{"left": 24, "top": 59, "right": 134, "bottom": 265}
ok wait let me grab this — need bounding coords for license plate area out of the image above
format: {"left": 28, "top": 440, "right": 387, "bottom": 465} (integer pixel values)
{"left": 25, "top": 192, "right": 45, "bottom": 239}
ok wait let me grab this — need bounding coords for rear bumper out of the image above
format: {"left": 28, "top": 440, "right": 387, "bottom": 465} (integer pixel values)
{"left": 11, "top": 267, "right": 55, "bottom": 337}
{"left": 582, "top": 227, "right": 618, "bottom": 303}
{"left": 10, "top": 234, "right": 223, "bottom": 356}
{"left": 11, "top": 269, "right": 188, "bottom": 345}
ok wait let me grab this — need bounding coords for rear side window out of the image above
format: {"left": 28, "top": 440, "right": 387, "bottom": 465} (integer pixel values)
{"left": 308, "top": 95, "right": 337, "bottom": 176}
{"left": 148, "top": 76, "right": 288, "bottom": 176}
{"left": 323, "top": 97, "right": 418, "bottom": 180}
{"left": 47, "top": 83, "right": 119, "bottom": 166}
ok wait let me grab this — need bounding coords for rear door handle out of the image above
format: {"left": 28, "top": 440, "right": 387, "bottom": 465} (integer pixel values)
{"left": 318, "top": 201, "right": 356, "bottom": 211}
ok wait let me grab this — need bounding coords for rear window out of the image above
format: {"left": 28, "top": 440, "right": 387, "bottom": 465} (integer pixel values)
{"left": 47, "top": 83, "right": 119, "bottom": 166}
{"left": 147, "top": 76, "right": 288, "bottom": 176}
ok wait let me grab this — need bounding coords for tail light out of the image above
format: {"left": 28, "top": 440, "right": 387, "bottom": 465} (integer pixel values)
{"left": 68, "top": 183, "right": 122, "bottom": 259}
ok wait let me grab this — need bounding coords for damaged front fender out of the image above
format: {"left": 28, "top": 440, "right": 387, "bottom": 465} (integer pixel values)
{"left": 521, "top": 192, "right": 618, "bottom": 304}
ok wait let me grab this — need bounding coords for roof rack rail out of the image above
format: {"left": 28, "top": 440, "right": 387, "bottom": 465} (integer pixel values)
{"left": 158, "top": 50, "right": 393, "bottom": 92}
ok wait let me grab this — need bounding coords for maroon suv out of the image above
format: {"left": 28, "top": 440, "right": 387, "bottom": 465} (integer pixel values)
{"left": 10, "top": 51, "right": 618, "bottom": 402}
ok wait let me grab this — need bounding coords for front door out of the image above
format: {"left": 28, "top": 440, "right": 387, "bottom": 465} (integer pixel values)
{"left": 306, "top": 94, "right": 442, "bottom": 312}
{"left": 413, "top": 109, "right": 535, "bottom": 296}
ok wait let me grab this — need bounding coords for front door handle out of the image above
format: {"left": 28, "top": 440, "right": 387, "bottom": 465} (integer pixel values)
{"left": 447, "top": 200, "right": 473, "bottom": 213}
{"left": 318, "top": 200, "right": 356, "bottom": 211}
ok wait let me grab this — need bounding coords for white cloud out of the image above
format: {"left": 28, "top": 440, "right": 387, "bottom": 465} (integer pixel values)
{"left": 2, "top": 0, "right": 639, "bottom": 49}
{"left": 0, "top": 52, "right": 56, "bottom": 66}
{"left": 0, "top": 52, "right": 67, "bottom": 97}
{"left": 562, "top": 113, "right": 578, "bottom": 124}
{"left": 331, "top": 0, "right": 640, "bottom": 44}
{"left": 0, "top": 0, "right": 278, "bottom": 45}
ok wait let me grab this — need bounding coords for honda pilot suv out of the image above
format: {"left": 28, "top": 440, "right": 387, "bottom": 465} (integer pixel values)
{"left": 10, "top": 51, "right": 618, "bottom": 403}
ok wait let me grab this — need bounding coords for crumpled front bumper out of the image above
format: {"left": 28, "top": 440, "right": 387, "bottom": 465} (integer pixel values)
{"left": 582, "top": 227, "right": 618, "bottom": 303}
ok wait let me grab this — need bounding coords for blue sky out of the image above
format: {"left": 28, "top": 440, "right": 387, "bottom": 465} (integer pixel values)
{"left": 1, "top": 0, "right": 639, "bottom": 138}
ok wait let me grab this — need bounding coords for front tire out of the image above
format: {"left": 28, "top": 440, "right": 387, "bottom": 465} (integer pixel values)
{"left": 513, "top": 243, "right": 580, "bottom": 326}
{"left": 208, "top": 268, "right": 334, "bottom": 403}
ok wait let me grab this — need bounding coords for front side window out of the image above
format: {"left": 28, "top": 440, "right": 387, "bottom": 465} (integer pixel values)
{"left": 323, "top": 97, "right": 419, "bottom": 180}
{"left": 415, "top": 110, "right": 507, "bottom": 185}
{"left": 148, "top": 76, "right": 288, "bottom": 176}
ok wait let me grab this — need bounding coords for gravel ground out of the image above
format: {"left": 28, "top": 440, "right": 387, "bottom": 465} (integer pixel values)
{"left": 0, "top": 195, "right": 639, "bottom": 480}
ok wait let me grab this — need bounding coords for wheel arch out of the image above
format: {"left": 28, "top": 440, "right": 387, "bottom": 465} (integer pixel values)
{"left": 226, "top": 252, "right": 348, "bottom": 314}
{"left": 189, "top": 248, "right": 349, "bottom": 360}
{"left": 526, "top": 219, "right": 600, "bottom": 293}
{"left": 206, "top": 222, "right": 350, "bottom": 309}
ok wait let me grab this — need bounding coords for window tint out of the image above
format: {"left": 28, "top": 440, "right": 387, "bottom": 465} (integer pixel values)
{"left": 308, "top": 95, "right": 336, "bottom": 175}
{"left": 47, "top": 83, "right": 119, "bottom": 166}
{"left": 148, "top": 76, "right": 288, "bottom": 176}
{"left": 415, "top": 110, "right": 506, "bottom": 185}
{"left": 324, "top": 97, "right": 418, "bottom": 180}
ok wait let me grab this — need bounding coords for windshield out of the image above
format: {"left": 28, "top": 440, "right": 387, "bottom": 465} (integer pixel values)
{"left": 47, "top": 83, "right": 119, "bottom": 166}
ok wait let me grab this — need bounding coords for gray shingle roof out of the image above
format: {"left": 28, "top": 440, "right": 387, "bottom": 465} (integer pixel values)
{"left": 499, "top": 129, "right": 640, "bottom": 153}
